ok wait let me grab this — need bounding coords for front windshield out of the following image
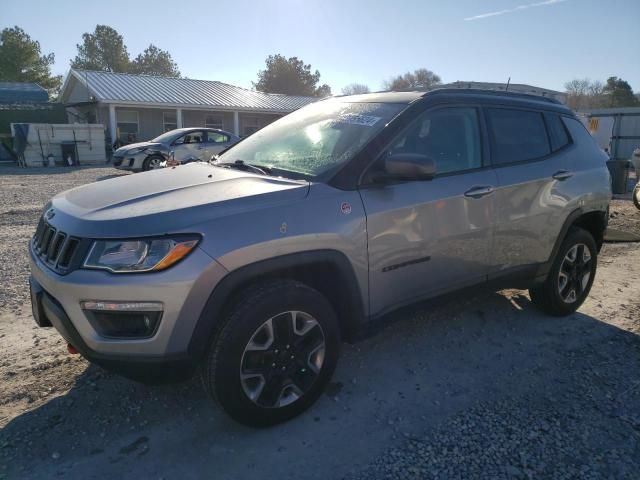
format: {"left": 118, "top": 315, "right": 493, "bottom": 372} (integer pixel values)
{"left": 216, "top": 101, "right": 405, "bottom": 179}
{"left": 151, "top": 130, "right": 182, "bottom": 143}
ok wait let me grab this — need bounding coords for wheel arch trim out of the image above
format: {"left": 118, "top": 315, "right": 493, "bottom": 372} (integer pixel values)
{"left": 187, "top": 249, "right": 366, "bottom": 360}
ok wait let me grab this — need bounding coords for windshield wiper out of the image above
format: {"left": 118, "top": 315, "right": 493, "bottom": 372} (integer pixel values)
{"left": 215, "top": 159, "right": 272, "bottom": 176}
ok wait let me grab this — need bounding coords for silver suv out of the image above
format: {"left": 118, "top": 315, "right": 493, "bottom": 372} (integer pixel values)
{"left": 29, "top": 90, "right": 611, "bottom": 426}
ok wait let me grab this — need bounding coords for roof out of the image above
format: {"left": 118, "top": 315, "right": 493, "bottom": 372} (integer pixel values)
{"left": 63, "top": 69, "right": 317, "bottom": 113}
{"left": 330, "top": 91, "right": 426, "bottom": 104}
{"left": 440, "top": 81, "right": 565, "bottom": 98}
{"left": 335, "top": 88, "right": 570, "bottom": 114}
{"left": 0, "top": 82, "right": 48, "bottom": 103}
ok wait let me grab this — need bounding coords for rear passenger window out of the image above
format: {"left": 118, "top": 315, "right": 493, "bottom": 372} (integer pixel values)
{"left": 546, "top": 114, "right": 571, "bottom": 151}
{"left": 487, "top": 108, "right": 551, "bottom": 164}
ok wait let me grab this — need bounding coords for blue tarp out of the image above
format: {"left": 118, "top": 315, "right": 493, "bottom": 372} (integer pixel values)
{"left": 0, "top": 82, "right": 48, "bottom": 103}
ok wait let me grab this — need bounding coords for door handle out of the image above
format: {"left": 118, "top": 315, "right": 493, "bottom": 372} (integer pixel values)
{"left": 552, "top": 170, "right": 573, "bottom": 181}
{"left": 464, "top": 186, "right": 494, "bottom": 199}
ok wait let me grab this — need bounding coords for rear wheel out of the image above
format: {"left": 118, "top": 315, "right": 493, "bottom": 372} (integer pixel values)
{"left": 201, "top": 280, "right": 340, "bottom": 427}
{"left": 529, "top": 227, "right": 597, "bottom": 316}
{"left": 142, "top": 155, "right": 164, "bottom": 171}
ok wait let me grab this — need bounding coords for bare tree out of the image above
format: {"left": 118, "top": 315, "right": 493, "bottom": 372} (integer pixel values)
{"left": 341, "top": 83, "right": 370, "bottom": 95}
{"left": 588, "top": 80, "right": 605, "bottom": 97}
{"left": 383, "top": 68, "right": 441, "bottom": 91}
{"left": 564, "top": 78, "right": 590, "bottom": 110}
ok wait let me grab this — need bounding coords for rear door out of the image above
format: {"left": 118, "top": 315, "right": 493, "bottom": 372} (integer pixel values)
{"left": 205, "top": 130, "right": 232, "bottom": 158}
{"left": 360, "top": 105, "right": 498, "bottom": 315}
{"left": 485, "top": 107, "right": 570, "bottom": 275}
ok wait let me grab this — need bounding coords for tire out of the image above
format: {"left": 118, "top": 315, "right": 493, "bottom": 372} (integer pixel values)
{"left": 529, "top": 227, "right": 597, "bottom": 316}
{"left": 201, "top": 279, "right": 341, "bottom": 427}
{"left": 142, "top": 155, "right": 164, "bottom": 171}
{"left": 633, "top": 183, "right": 640, "bottom": 210}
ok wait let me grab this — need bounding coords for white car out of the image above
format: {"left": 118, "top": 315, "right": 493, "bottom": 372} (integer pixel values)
{"left": 113, "top": 128, "right": 240, "bottom": 172}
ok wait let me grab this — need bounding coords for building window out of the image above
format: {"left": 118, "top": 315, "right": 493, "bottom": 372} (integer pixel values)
{"left": 205, "top": 114, "right": 224, "bottom": 130}
{"left": 163, "top": 112, "right": 177, "bottom": 132}
{"left": 117, "top": 110, "right": 139, "bottom": 143}
{"left": 243, "top": 116, "right": 261, "bottom": 136}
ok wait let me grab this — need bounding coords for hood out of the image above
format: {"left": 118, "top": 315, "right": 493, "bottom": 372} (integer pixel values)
{"left": 50, "top": 163, "right": 309, "bottom": 237}
{"left": 114, "top": 141, "right": 162, "bottom": 155}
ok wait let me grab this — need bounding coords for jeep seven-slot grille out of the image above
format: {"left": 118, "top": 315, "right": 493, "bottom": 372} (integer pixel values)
{"left": 32, "top": 216, "right": 82, "bottom": 273}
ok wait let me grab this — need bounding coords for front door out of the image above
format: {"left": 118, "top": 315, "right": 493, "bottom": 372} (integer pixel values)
{"left": 172, "top": 130, "right": 206, "bottom": 161}
{"left": 360, "top": 106, "right": 497, "bottom": 316}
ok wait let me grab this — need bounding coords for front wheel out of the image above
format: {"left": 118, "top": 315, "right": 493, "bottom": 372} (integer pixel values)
{"left": 142, "top": 155, "right": 164, "bottom": 171}
{"left": 529, "top": 227, "right": 597, "bottom": 316}
{"left": 201, "top": 280, "right": 340, "bottom": 427}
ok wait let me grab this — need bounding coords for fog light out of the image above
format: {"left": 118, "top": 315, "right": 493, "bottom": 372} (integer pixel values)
{"left": 81, "top": 301, "right": 162, "bottom": 339}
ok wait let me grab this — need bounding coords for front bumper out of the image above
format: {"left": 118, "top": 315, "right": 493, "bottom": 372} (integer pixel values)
{"left": 113, "top": 154, "right": 144, "bottom": 171}
{"left": 29, "top": 244, "right": 228, "bottom": 383}
{"left": 30, "top": 276, "right": 194, "bottom": 383}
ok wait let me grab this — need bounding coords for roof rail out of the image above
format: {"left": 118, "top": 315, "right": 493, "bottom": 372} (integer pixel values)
{"left": 426, "top": 88, "right": 563, "bottom": 105}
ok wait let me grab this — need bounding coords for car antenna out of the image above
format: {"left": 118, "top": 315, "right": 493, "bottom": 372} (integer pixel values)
{"left": 505, "top": 77, "right": 511, "bottom": 91}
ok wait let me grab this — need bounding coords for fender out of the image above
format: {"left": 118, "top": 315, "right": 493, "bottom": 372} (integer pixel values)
{"left": 536, "top": 206, "right": 606, "bottom": 280}
{"left": 187, "top": 250, "right": 367, "bottom": 359}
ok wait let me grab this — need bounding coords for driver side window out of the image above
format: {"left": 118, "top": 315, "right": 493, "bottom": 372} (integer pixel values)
{"left": 388, "top": 107, "right": 482, "bottom": 175}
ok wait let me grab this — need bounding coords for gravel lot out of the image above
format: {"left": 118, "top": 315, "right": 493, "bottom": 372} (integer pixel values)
{"left": 1, "top": 167, "right": 639, "bottom": 479}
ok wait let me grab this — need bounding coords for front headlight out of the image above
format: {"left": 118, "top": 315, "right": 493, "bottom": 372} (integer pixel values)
{"left": 83, "top": 235, "right": 200, "bottom": 273}
{"left": 127, "top": 146, "right": 147, "bottom": 155}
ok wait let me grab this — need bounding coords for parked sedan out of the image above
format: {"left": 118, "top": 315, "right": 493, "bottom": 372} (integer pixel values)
{"left": 113, "top": 128, "right": 240, "bottom": 172}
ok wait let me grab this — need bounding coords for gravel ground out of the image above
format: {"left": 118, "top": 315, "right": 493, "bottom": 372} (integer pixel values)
{"left": 0, "top": 166, "right": 128, "bottom": 312}
{"left": 0, "top": 167, "right": 639, "bottom": 480}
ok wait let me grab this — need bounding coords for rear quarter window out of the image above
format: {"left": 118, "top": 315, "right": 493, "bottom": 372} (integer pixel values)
{"left": 546, "top": 114, "right": 571, "bottom": 151}
{"left": 487, "top": 108, "right": 551, "bottom": 165}
{"left": 562, "top": 116, "right": 598, "bottom": 148}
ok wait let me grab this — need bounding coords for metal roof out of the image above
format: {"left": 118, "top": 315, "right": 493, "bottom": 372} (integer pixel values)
{"left": 0, "top": 82, "right": 48, "bottom": 103}
{"left": 66, "top": 69, "right": 317, "bottom": 113}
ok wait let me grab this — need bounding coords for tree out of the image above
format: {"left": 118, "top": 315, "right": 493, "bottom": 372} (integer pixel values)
{"left": 564, "top": 78, "right": 591, "bottom": 110}
{"left": 0, "top": 26, "right": 62, "bottom": 97}
{"left": 383, "top": 68, "right": 441, "bottom": 91}
{"left": 588, "top": 80, "right": 605, "bottom": 97}
{"left": 71, "top": 25, "right": 180, "bottom": 77}
{"left": 254, "top": 54, "right": 331, "bottom": 97}
{"left": 603, "top": 76, "right": 639, "bottom": 107}
{"left": 565, "top": 77, "right": 639, "bottom": 110}
{"left": 341, "top": 83, "right": 370, "bottom": 95}
{"left": 71, "top": 25, "right": 130, "bottom": 73}
{"left": 130, "top": 45, "right": 180, "bottom": 77}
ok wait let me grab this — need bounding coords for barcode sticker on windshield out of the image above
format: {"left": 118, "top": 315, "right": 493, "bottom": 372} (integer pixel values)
{"left": 336, "top": 114, "right": 381, "bottom": 127}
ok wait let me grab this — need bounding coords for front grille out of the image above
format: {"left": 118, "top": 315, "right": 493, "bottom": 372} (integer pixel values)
{"left": 32, "top": 216, "right": 83, "bottom": 274}
{"left": 113, "top": 156, "right": 123, "bottom": 166}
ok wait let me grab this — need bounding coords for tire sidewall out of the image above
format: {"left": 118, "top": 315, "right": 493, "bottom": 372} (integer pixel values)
{"left": 210, "top": 284, "right": 340, "bottom": 427}
{"left": 547, "top": 228, "right": 598, "bottom": 315}
{"left": 142, "top": 155, "right": 163, "bottom": 171}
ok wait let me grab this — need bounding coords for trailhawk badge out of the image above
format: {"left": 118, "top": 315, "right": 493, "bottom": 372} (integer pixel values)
{"left": 340, "top": 202, "right": 352, "bottom": 215}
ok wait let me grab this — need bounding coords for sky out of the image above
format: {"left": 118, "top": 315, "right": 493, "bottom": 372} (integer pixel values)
{"left": 2, "top": 0, "right": 639, "bottom": 94}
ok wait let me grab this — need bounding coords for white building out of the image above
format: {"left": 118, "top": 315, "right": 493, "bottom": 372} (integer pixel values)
{"left": 60, "top": 69, "right": 317, "bottom": 144}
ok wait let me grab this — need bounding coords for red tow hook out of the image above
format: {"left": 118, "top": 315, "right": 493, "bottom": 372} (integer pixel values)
{"left": 67, "top": 343, "right": 79, "bottom": 355}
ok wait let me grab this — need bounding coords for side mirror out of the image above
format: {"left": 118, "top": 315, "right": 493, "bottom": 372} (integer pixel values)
{"left": 372, "top": 153, "right": 436, "bottom": 183}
